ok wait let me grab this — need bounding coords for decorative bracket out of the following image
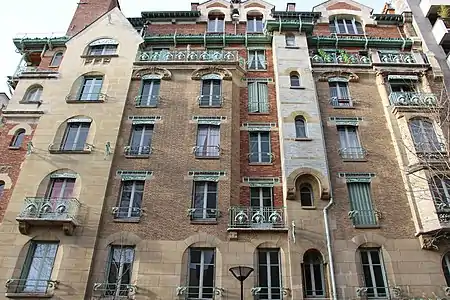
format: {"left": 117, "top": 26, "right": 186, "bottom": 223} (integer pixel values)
{"left": 251, "top": 287, "right": 262, "bottom": 295}
{"left": 176, "top": 286, "right": 187, "bottom": 296}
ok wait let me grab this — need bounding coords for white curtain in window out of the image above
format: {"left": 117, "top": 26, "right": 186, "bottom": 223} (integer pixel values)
{"left": 248, "top": 82, "right": 258, "bottom": 112}
{"left": 257, "top": 82, "right": 269, "bottom": 113}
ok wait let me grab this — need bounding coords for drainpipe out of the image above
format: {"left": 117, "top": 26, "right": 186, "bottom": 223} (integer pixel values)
{"left": 323, "top": 197, "right": 337, "bottom": 300}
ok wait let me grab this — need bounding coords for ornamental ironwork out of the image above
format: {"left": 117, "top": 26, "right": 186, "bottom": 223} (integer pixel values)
{"left": 389, "top": 92, "right": 437, "bottom": 107}
{"left": 311, "top": 49, "right": 370, "bottom": 65}
{"left": 378, "top": 51, "right": 415, "bottom": 63}
{"left": 229, "top": 206, "right": 285, "bottom": 229}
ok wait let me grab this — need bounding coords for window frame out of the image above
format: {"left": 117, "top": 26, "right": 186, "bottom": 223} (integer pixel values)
{"left": 60, "top": 122, "right": 91, "bottom": 151}
{"left": 191, "top": 181, "right": 218, "bottom": 220}
{"left": 78, "top": 76, "right": 104, "bottom": 101}
{"left": 290, "top": 73, "right": 301, "bottom": 87}
{"left": 248, "top": 81, "right": 269, "bottom": 113}
{"left": 207, "top": 16, "right": 225, "bottom": 33}
{"left": 300, "top": 184, "right": 314, "bottom": 207}
{"left": 138, "top": 79, "right": 160, "bottom": 107}
{"left": 295, "top": 116, "right": 307, "bottom": 139}
{"left": 442, "top": 252, "right": 450, "bottom": 286}
{"left": 10, "top": 129, "right": 26, "bottom": 148}
{"left": 359, "top": 248, "right": 389, "bottom": 298}
{"left": 329, "top": 18, "right": 364, "bottom": 34}
{"left": 195, "top": 124, "right": 221, "bottom": 158}
{"left": 408, "top": 118, "right": 441, "bottom": 153}
{"left": 88, "top": 44, "right": 118, "bottom": 56}
{"left": 127, "top": 124, "right": 153, "bottom": 156}
{"left": 285, "top": 34, "right": 296, "bottom": 47}
{"left": 0, "top": 181, "right": 4, "bottom": 200}
{"left": 429, "top": 176, "right": 450, "bottom": 207}
{"left": 24, "top": 86, "right": 43, "bottom": 103}
{"left": 49, "top": 52, "right": 63, "bottom": 67}
{"left": 200, "top": 79, "right": 222, "bottom": 107}
{"left": 105, "top": 245, "right": 135, "bottom": 297}
{"left": 302, "top": 250, "right": 326, "bottom": 298}
{"left": 116, "top": 180, "right": 145, "bottom": 220}
{"left": 257, "top": 248, "right": 282, "bottom": 299}
{"left": 45, "top": 177, "right": 75, "bottom": 199}
{"left": 248, "top": 50, "right": 267, "bottom": 70}
{"left": 247, "top": 15, "right": 264, "bottom": 33}
{"left": 188, "top": 248, "right": 216, "bottom": 299}
{"left": 348, "top": 182, "right": 377, "bottom": 226}
{"left": 249, "top": 131, "right": 272, "bottom": 163}
{"left": 337, "top": 125, "right": 361, "bottom": 149}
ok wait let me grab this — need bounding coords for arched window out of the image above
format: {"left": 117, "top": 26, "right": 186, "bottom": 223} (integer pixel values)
{"left": 247, "top": 12, "right": 263, "bottom": 33}
{"left": 23, "top": 85, "right": 43, "bottom": 103}
{"left": 290, "top": 72, "right": 300, "bottom": 87}
{"left": 408, "top": 118, "right": 440, "bottom": 152}
{"left": 10, "top": 129, "right": 26, "bottom": 148}
{"left": 329, "top": 18, "right": 364, "bottom": 34}
{"left": 303, "top": 249, "right": 325, "bottom": 297}
{"left": 106, "top": 245, "right": 135, "bottom": 296}
{"left": 429, "top": 176, "right": 450, "bottom": 207}
{"left": 208, "top": 12, "right": 225, "bottom": 33}
{"left": 359, "top": 247, "right": 388, "bottom": 298}
{"left": 0, "top": 181, "right": 4, "bottom": 200}
{"left": 50, "top": 52, "right": 63, "bottom": 67}
{"left": 443, "top": 252, "right": 450, "bottom": 286}
{"left": 285, "top": 34, "right": 295, "bottom": 47}
{"left": 295, "top": 116, "right": 307, "bottom": 138}
{"left": 87, "top": 38, "right": 118, "bottom": 56}
{"left": 300, "top": 184, "right": 313, "bottom": 206}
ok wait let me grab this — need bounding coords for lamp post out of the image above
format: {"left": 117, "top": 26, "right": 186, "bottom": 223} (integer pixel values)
{"left": 229, "top": 266, "right": 254, "bottom": 300}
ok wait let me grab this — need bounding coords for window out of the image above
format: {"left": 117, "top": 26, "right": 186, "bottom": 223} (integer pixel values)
{"left": 137, "top": 79, "right": 160, "bottom": 107}
{"left": 78, "top": 76, "right": 103, "bottom": 101}
{"left": 429, "top": 176, "right": 450, "bottom": 207}
{"left": 105, "top": 246, "right": 135, "bottom": 297}
{"left": 200, "top": 79, "right": 222, "bottom": 107}
{"left": 49, "top": 52, "right": 63, "bottom": 67}
{"left": 257, "top": 249, "right": 281, "bottom": 299}
{"left": 329, "top": 81, "right": 351, "bottom": 106}
{"left": 195, "top": 125, "right": 220, "bottom": 157}
{"left": 295, "top": 116, "right": 307, "bottom": 138}
{"left": 10, "top": 129, "right": 25, "bottom": 148}
{"left": 247, "top": 14, "right": 263, "bottom": 32}
{"left": 61, "top": 122, "right": 90, "bottom": 151}
{"left": 191, "top": 181, "right": 218, "bottom": 220}
{"left": 45, "top": 178, "right": 75, "bottom": 199}
{"left": 20, "top": 242, "right": 58, "bottom": 293}
{"left": 188, "top": 248, "right": 215, "bottom": 299}
{"left": 285, "top": 34, "right": 295, "bottom": 47}
{"left": 0, "top": 181, "right": 4, "bottom": 200}
{"left": 360, "top": 248, "right": 388, "bottom": 298}
{"left": 390, "top": 82, "right": 415, "bottom": 93}
{"left": 348, "top": 182, "right": 377, "bottom": 226}
{"left": 127, "top": 124, "right": 153, "bottom": 156}
{"left": 250, "top": 187, "right": 273, "bottom": 227}
{"left": 24, "top": 86, "right": 43, "bottom": 103}
{"left": 290, "top": 73, "right": 300, "bottom": 87}
{"left": 302, "top": 250, "right": 325, "bottom": 298}
{"left": 249, "top": 132, "right": 271, "bottom": 163}
{"left": 300, "top": 184, "right": 313, "bottom": 207}
{"left": 88, "top": 44, "right": 117, "bottom": 56}
{"left": 248, "top": 50, "right": 266, "bottom": 70}
{"left": 208, "top": 14, "right": 224, "bottom": 32}
{"left": 337, "top": 126, "right": 364, "bottom": 159}
{"left": 248, "top": 82, "right": 269, "bottom": 113}
{"left": 408, "top": 118, "right": 441, "bottom": 153}
{"left": 329, "top": 18, "right": 364, "bottom": 34}
{"left": 116, "top": 181, "right": 144, "bottom": 219}
{"left": 442, "top": 252, "right": 450, "bottom": 286}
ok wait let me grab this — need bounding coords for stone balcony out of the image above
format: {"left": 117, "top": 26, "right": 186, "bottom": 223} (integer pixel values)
{"left": 16, "top": 197, "right": 81, "bottom": 235}
{"left": 228, "top": 206, "right": 286, "bottom": 231}
{"left": 389, "top": 92, "right": 438, "bottom": 109}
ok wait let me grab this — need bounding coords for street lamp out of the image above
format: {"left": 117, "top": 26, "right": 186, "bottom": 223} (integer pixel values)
{"left": 229, "top": 266, "right": 254, "bottom": 300}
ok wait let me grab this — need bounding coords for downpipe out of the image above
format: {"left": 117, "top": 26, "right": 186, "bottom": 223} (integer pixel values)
{"left": 324, "top": 196, "right": 337, "bottom": 300}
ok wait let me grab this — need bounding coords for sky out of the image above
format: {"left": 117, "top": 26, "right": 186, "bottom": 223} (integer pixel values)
{"left": 0, "top": 0, "right": 386, "bottom": 96}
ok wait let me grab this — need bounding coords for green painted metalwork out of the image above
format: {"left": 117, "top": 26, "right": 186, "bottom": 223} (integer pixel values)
{"left": 311, "top": 49, "right": 371, "bottom": 65}
{"left": 116, "top": 170, "right": 153, "bottom": 181}
{"left": 13, "top": 33, "right": 69, "bottom": 51}
{"left": 243, "top": 177, "right": 280, "bottom": 187}
{"left": 389, "top": 92, "right": 437, "bottom": 107}
{"left": 143, "top": 33, "right": 272, "bottom": 46}
{"left": 17, "top": 197, "right": 81, "bottom": 223}
{"left": 378, "top": 51, "right": 416, "bottom": 63}
{"left": 347, "top": 182, "right": 377, "bottom": 226}
{"left": 308, "top": 35, "right": 413, "bottom": 49}
{"left": 371, "top": 14, "right": 403, "bottom": 24}
{"left": 228, "top": 206, "right": 285, "bottom": 229}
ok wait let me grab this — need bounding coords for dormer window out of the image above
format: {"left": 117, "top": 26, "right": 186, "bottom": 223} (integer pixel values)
{"left": 329, "top": 18, "right": 363, "bottom": 34}
{"left": 208, "top": 12, "right": 225, "bottom": 33}
{"left": 247, "top": 12, "right": 263, "bottom": 33}
{"left": 87, "top": 38, "right": 118, "bottom": 56}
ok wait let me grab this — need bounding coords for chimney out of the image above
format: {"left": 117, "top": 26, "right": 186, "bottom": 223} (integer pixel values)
{"left": 286, "top": 3, "right": 296, "bottom": 12}
{"left": 191, "top": 2, "right": 199, "bottom": 11}
{"left": 382, "top": 2, "right": 395, "bottom": 14}
{"left": 66, "top": 0, "right": 120, "bottom": 36}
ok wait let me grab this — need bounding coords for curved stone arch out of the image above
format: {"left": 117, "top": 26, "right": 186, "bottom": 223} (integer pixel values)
{"left": 21, "top": 84, "right": 43, "bottom": 103}
{"left": 182, "top": 232, "right": 224, "bottom": 249}
{"left": 285, "top": 111, "right": 314, "bottom": 123}
{"left": 350, "top": 233, "right": 388, "bottom": 250}
{"left": 318, "top": 71, "right": 359, "bottom": 82}
{"left": 7, "top": 123, "right": 33, "bottom": 136}
{"left": 289, "top": 241, "right": 329, "bottom": 264}
{"left": 132, "top": 67, "right": 172, "bottom": 80}
{"left": 286, "top": 167, "right": 330, "bottom": 200}
{"left": 52, "top": 115, "right": 96, "bottom": 151}
{"left": 35, "top": 168, "right": 81, "bottom": 200}
{"left": 191, "top": 67, "right": 233, "bottom": 81}
{"left": 69, "top": 71, "right": 108, "bottom": 98}
{"left": 327, "top": 13, "right": 365, "bottom": 25}
{"left": 83, "top": 37, "right": 119, "bottom": 55}
{"left": 0, "top": 174, "right": 12, "bottom": 189}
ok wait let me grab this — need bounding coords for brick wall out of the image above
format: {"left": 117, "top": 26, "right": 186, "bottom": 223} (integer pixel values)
{"left": 147, "top": 22, "right": 247, "bottom": 35}
{"left": 313, "top": 22, "right": 404, "bottom": 38}
{"left": 38, "top": 47, "right": 65, "bottom": 70}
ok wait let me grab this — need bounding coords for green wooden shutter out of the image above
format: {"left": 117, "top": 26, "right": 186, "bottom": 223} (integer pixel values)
{"left": 347, "top": 182, "right": 376, "bottom": 225}
{"left": 258, "top": 83, "right": 269, "bottom": 113}
{"left": 248, "top": 82, "right": 258, "bottom": 113}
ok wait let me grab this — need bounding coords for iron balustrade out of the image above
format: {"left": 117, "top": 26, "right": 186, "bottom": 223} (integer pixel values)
{"left": 229, "top": 206, "right": 285, "bottom": 229}
{"left": 348, "top": 209, "right": 378, "bottom": 226}
{"left": 338, "top": 147, "right": 367, "bottom": 160}
{"left": 124, "top": 145, "right": 152, "bottom": 157}
{"left": 5, "top": 278, "right": 59, "bottom": 296}
{"left": 310, "top": 50, "right": 370, "bottom": 64}
{"left": 17, "top": 197, "right": 80, "bottom": 223}
{"left": 194, "top": 145, "right": 221, "bottom": 158}
{"left": 330, "top": 97, "right": 353, "bottom": 107}
{"left": 135, "top": 95, "right": 160, "bottom": 107}
{"left": 112, "top": 206, "right": 142, "bottom": 220}
{"left": 198, "top": 95, "right": 223, "bottom": 107}
{"left": 188, "top": 208, "right": 219, "bottom": 220}
{"left": 65, "top": 93, "right": 108, "bottom": 102}
{"left": 389, "top": 92, "right": 437, "bottom": 107}
{"left": 248, "top": 152, "right": 273, "bottom": 163}
{"left": 93, "top": 282, "right": 137, "bottom": 299}
{"left": 378, "top": 51, "right": 415, "bottom": 63}
{"left": 48, "top": 142, "right": 93, "bottom": 153}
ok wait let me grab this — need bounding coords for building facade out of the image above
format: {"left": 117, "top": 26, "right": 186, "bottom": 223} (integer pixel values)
{"left": 1, "top": 0, "right": 450, "bottom": 299}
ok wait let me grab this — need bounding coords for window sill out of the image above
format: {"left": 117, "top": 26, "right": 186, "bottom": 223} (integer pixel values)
{"left": 190, "top": 219, "right": 218, "bottom": 225}
{"left": 125, "top": 154, "right": 150, "bottom": 159}
{"left": 248, "top": 162, "right": 273, "bottom": 166}
{"left": 295, "top": 138, "right": 312, "bottom": 141}
{"left": 354, "top": 224, "right": 380, "bottom": 229}
{"left": 199, "top": 105, "right": 223, "bottom": 108}
{"left": 6, "top": 292, "right": 53, "bottom": 298}
{"left": 332, "top": 106, "right": 355, "bottom": 109}
{"left": 290, "top": 86, "right": 306, "bottom": 90}
{"left": 248, "top": 112, "right": 270, "bottom": 115}
{"left": 66, "top": 99, "right": 105, "bottom": 104}
{"left": 49, "top": 149, "right": 92, "bottom": 154}
{"left": 285, "top": 46, "right": 300, "bottom": 49}
{"left": 195, "top": 156, "right": 220, "bottom": 159}
{"left": 247, "top": 69, "right": 268, "bottom": 72}
{"left": 341, "top": 158, "right": 368, "bottom": 162}
{"left": 80, "top": 54, "right": 118, "bottom": 59}
{"left": 8, "top": 146, "right": 21, "bottom": 150}
{"left": 113, "top": 217, "right": 141, "bottom": 223}
{"left": 136, "top": 105, "right": 158, "bottom": 108}
{"left": 302, "top": 206, "right": 317, "bottom": 210}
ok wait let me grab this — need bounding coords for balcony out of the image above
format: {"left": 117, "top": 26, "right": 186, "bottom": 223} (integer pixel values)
{"left": 135, "top": 95, "right": 159, "bottom": 107}
{"left": 5, "top": 279, "right": 59, "bottom": 298}
{"left": 338, "top": 147, "right": 367, "bottom": 160}
{"left": 348, "top": 209, "right": 379, "bottom": 227}
{"left": 432, "top": 18, "right": 450, "bottom": 45}
{"left": 112, "top": 206, "right": 143, "bottom": 222}
{"left": 194, "top": 145, "right": 221, "bottom": 158}
{"left": 12, "top": 66, "right": 59, "bottom": 79}
{"left": 228, "top": 206, "right": 286, "bottom": 230}
{"left": 330, "top": 97, "right": 353, "bottom": 108}
{"left": 65, "top": 93, "right": 108, "bottom": 103}
{"left": 48, "top": 143, "right": 93, "bottom": 154}
{"left": 310, "top": 50, "right": 371, "bottom": 65}
{"left": 198, "top": 95, "right": 223, "bottom": 107}
{"left": 188, "top": 208, "right": 220, "bottom": 222}
{"left": 136, "top": 50, "right": 246, "bottom": 69}
{"left": 124, "top": 146, "right": 152, "bottom": 158}
{"left": 92, "top": 283, "right": 137, "bottom": 299}
{"left": 16, "top": 197, "right": 80, "bottom": 235}
{"left": 389, "top": 92, "right": 438, "bottom": 108}
{"left": 377, "top": 51, "right": 416, "bottom": 64}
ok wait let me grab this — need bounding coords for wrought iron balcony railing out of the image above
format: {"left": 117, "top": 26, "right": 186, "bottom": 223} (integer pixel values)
{"left": 48, "top": 143, "right": 93, "bottom": 154}
{"left": 198, "top": 95, "right": 223, "bottom": 107}
{"left": 188, "top": 208, "right": 220, "bottom": 221}
{"left": 248, "top": 152, "right": 273, "bottom": 163}
{"left": 193, "top": 145, "right": 221, "bottom": 158}
{"left": 414, "top": 142, "right": 447, "bottom": 155}
{"left": 330, "top": 97, "right": 353, "bottom": 107}
{"left": 434, "top": 202, "right": 450, "bottom": 223}
{"left": 5, "top": 278, "right": 59, "bottom": 297}
{"left": 65, "top": 93, "right": 108, "bottom": 103}
{"left": 93, "top": 283, "right": 137, "bottom": 299}
{"left": 135, "top": 95, "right": 160, "bottom": 107}
{"left": 389, "top": 92, "right": 437, "bottom": 107}
{"left": 12, "top": 66, "right": 59, "bottom": 78}
{"left": 378, "top": 51, "right": 416, "bottom": 63}
{"left": 124, "top": 145, "right": 152, "bottom": 157}
{"left": 310, "top": 50, "right": 370, "bottom": 65}
{"left": 176, "top": 286, "right": 224, "bottom": 299}
{"left": 112, "top": 206, "right": 143, "bottom": 221}
{"left": 229, "top": 206, "right": 285, "bottom": 229}
{"left": 348, "top": 209, "right": 378, "bottom": 226}
{"left": 137, "top": 50, "right": 246, "bottom": 68}
{"left": 338, "top": 147, "right": 367, "bottom": 160}
{"left": 251, "top": 287, "right": 291, "bottom": 297}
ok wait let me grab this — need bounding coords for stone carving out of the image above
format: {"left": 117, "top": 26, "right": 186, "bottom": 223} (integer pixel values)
{"left": 0, "top": 165, "right": 12, "bottom": 173}
{"left": 318, "top": 71, "right": 359, "bottom": 82}
{"left": 132, "top": 67, "right": 172, "bottom": 80}
{"left": 421, "top": 232, "right": 450, "bottom": 251}
{"left": 191, "top": 67, "right": 233, "bottom": 80}
{"left": 286, "top": 187, "right": 296, "bottom": 200}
